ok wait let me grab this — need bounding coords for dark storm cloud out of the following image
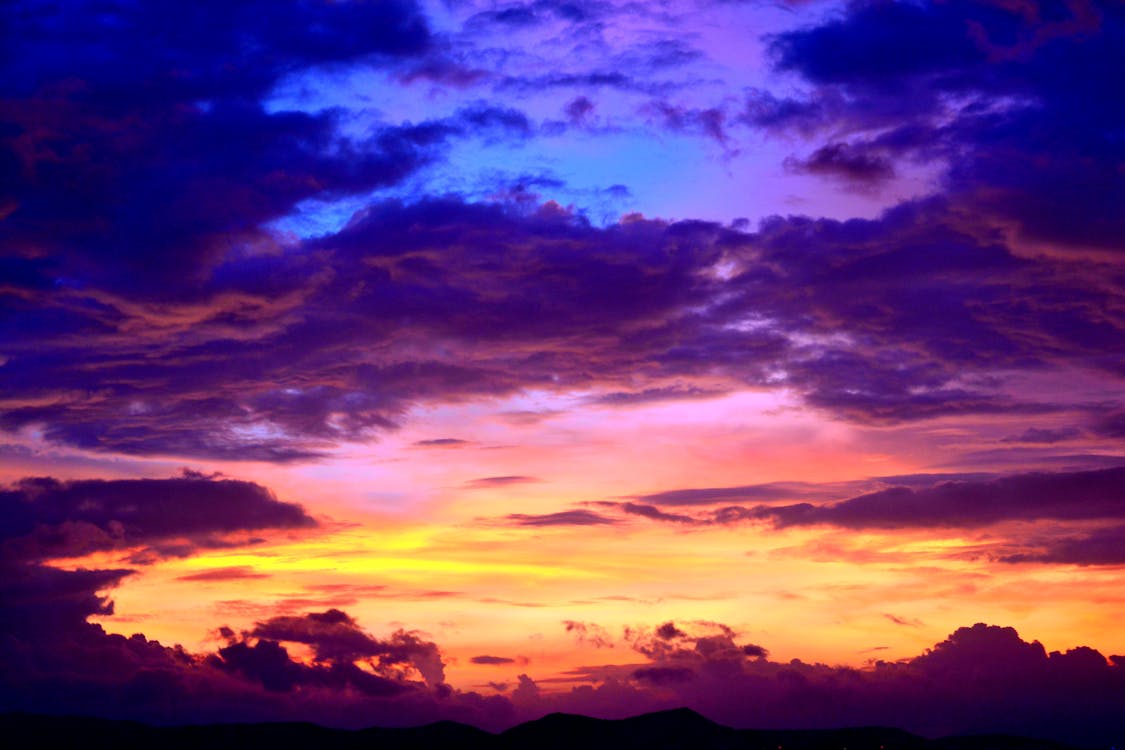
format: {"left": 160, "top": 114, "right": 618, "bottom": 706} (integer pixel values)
{"left": 0, "top": 0, "right": 432, "bottom": 288}
{"left": 739, "top": 197, "right": 1125, "bottom": 424}
{"left": 0, "top": 202, "right": 743, "bottom": 460}
{"left": 0, "top": 473, "right": 315, "bottom": 563}
{"left": 1, "top": 2, "right": 1122, "bottom": 463}
{"left": 764, "top": 0, "right": 1125, "bottom": 253}
{"left": 5, "top": 190, "right": 1122, "bottom": 459}
{"left": 0, "top": 563, "right": 132, "bottom": 637}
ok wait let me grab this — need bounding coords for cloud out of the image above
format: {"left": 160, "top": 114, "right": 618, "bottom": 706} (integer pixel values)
{"left": 3, "top": 1, "right": 1123, "bottom": 465}
{"left": 175, "top": 567, "right": 271, "bottom": 582}
{"left": 472, "top": 655, "right": 517, "bottom": 665}
{"left": 248, "top": 609, "right": 445, "bottom": 686}
{"left": 467, "top": 476, "right": 541, "bottom": 488}
{"left": 631, "top": 482, "right": 831, "bottom": 507}
{"left": 1093, "top": 410, "right": 1125, "bottom": 439}
{"left": 883, "top": 614, "right": 924, "bottom": 628}
{"left": 632, "top": 666, "right": 695, "bottom": 684}
{"left": 0, "top": 562, "right": 132, "bottom": 638}
{"left": 565, "top": 96, "right": 595, "bottom": 123}
{"left": 1000, "top": 524, "right": 1125, "bottom": 566}
{"left": 601, "top": 468, "right": 1125, "bottom": 567}
{"left": 618, "top": 503, "right": 697, "bottom": 524}
{"left": 504, "top": 510, "right": 619, "bottom": 527}
{"left": 655, "top": 622, "right": 688, "bottom": 640}
{"left": 644, "top": 100, "right": 731, "bottom": 147}
{"left": 2, "top": 582, "right": 1124, "bottom": 747}
{"left": 413, "top": 438, "right": 472, "bottom": 448}
{"left": 1001, "top": 427, "right": 1083, "bottom": 444}
{"left": 213, "top": 638, "right": 408, "bottom": 697}
{"left": 756, "top": 466, "right": 1125, "bottom": 530}
{"left": 0, "top": 472, "right": 316, "bottom": 563}
{"left": 551, "top": 621, "right": 1124, "bottom": 746}
{"left": 784, "top": 142, "right": 895, "bottom": 187}
{"left": 4, "top": 191, "right": 1121, "bottom": 459}
{"left": 564, "top": 621, "right": 615, "bottom": 648}
{"left": 0, "top": 469, "right": 340, "bottom": 726}
{"left": 589, "top": 386, "right": 730, "bottom": 406}
{"left": 0, "top": 0, "right": 432, "bottom": 287}
{"left": 762, "top": 0, "right": 1125, "bottom": 253}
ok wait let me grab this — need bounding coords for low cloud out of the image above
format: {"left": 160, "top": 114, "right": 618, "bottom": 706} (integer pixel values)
{"left": 0, "top": 472, "right": 316, "bottom": 564}
{"left": 471, "top": 655, "right": 516, "bottom": 665}
{"left": 504, "top": 510, "right": 618, "bottom": 527}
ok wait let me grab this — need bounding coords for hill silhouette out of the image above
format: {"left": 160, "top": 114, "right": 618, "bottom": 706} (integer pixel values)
{"left": 0, "top": 708, "right": 1084, "bottom": 750}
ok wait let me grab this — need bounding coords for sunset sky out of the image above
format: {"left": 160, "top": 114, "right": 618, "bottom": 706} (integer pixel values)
{"left": 2, "top": 0, "right": 1124, "bottom": 745}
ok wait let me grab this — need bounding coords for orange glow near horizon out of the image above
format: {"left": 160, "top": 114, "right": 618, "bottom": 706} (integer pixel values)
{"left": 43, "top": 387, "right": 1122, "bottom": 695}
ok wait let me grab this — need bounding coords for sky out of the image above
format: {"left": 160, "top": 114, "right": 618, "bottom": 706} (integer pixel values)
{"left": 1, "top": 0, "right": 1124, "bottom": 745}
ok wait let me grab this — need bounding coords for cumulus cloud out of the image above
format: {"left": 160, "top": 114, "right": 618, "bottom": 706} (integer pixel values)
{"left": 248, "top": 609, "right": 445, "bottom": 685}
{"left": 2, "top": 572, "right": 1124, "bottom": 747}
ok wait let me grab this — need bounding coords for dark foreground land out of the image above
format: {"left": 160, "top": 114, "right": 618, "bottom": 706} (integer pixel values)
{"left": 0, "top": 708, "right": 1086, "bottom": 750}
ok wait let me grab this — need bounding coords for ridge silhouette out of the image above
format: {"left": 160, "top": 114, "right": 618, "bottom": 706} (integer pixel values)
{"left": 0, "top": 708, "right": 1084, "bottom": 750}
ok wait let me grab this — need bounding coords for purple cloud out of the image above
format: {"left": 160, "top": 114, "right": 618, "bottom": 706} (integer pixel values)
{"left": 763, "top": 0, "right": 1125, "bottom": 254}
{"left": 467, "top": 476, "right": 541, "bottom": 488}
{"left": 1000, "top": 524, "right": 1125, "bottom": 566}
{"left": 505, "top": 510, "right": 619, "bottom": 527}
{"left": 4, "top": 191, "right": 1122, "bottom": 459}
{"left": 757, "top": 466, "right": 1125, "bottom": 529}
{"left": 175, "top": 567, "right": 271, "bottom": 582}
{"left": 249, "top": 609, "right": 444, "bottom": 685}
{"left": 632, "top": 666, "right": 695, "bottom": 684}
{"left": 1001, "top": 427, "right": 1083, "bottom": 444}
{"left": 0, "top": 472, "right": 315, "bottom": 563}
{"left": 784, "top": 142, "right": 896, "bottom": 187}
{"left": 471, "top": 655, "right": 517, "bottom": 665}
{"left": 414, "top": 438, "right": 472, "bottom": 448}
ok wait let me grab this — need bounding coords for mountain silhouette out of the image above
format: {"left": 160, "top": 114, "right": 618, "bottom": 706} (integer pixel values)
{"left": 0, "top": 708, "right": 1084, "bottom": 750}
